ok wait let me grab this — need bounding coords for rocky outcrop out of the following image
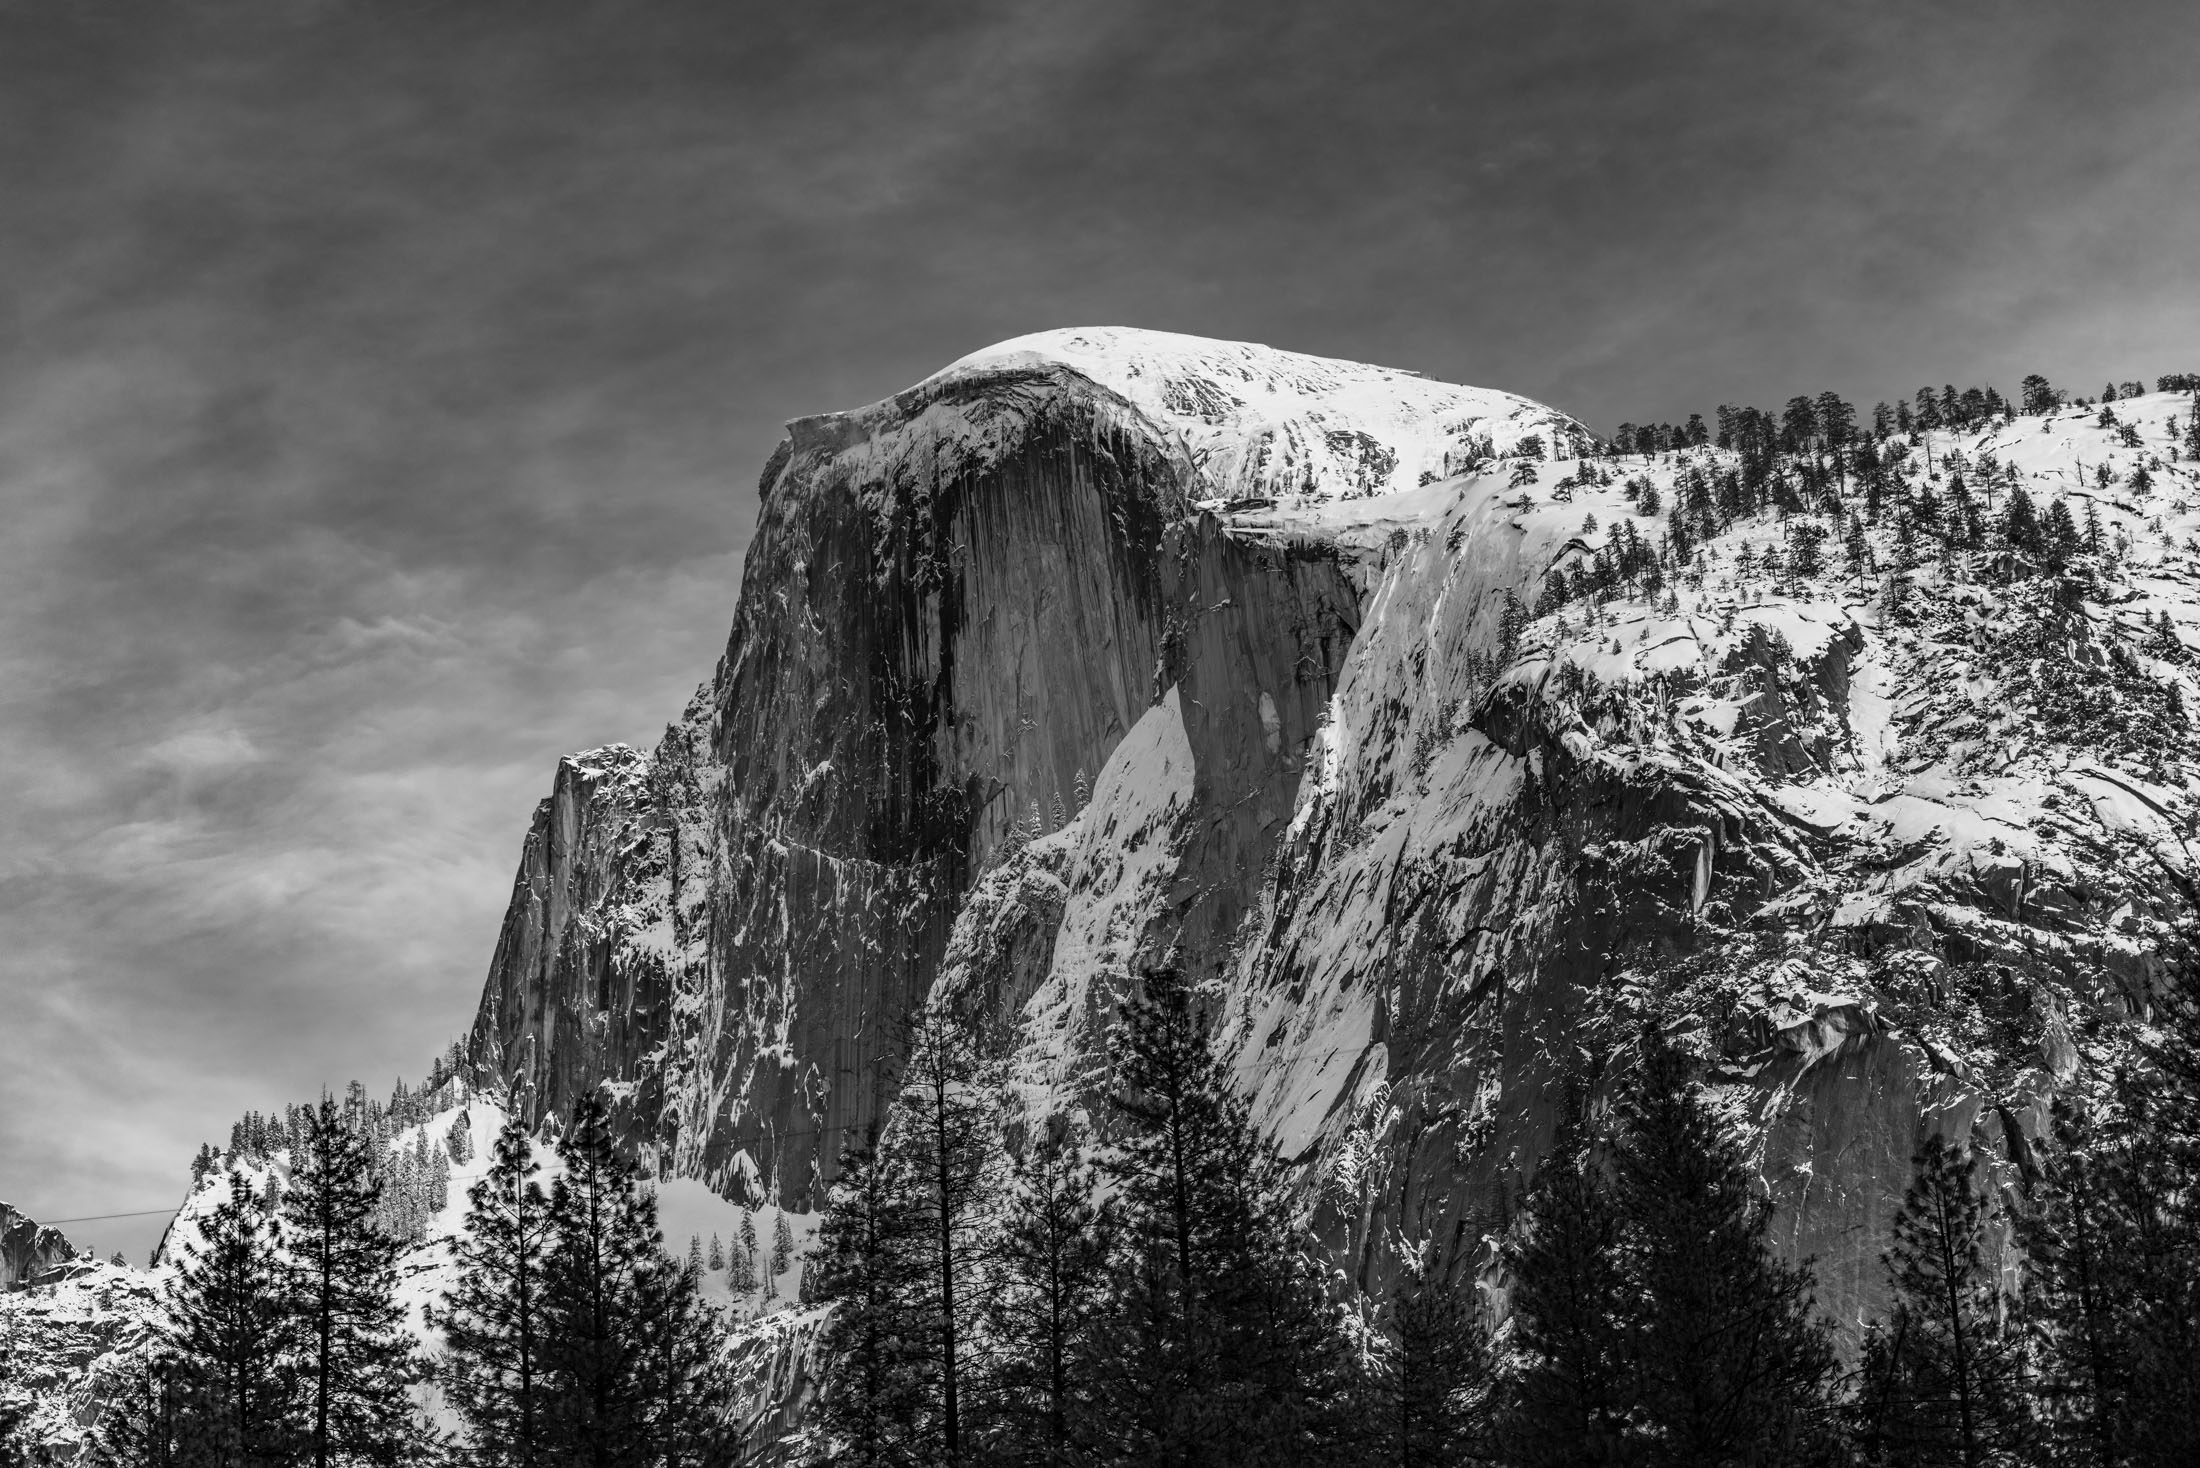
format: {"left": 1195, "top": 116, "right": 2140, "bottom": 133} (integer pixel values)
{"left": 464, "top": 327, "right": 2200, "bottom": 1356}
{"left": 0, "top": 1258, "right": 158, "bottom": 1460}
{"left": 467, "top": 330, "right": 1558, "bottom": 1207}
{"left": 2, "top": 1204, "right": 77, "bottom": 1292}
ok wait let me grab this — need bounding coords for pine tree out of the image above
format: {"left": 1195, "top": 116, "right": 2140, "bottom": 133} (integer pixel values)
{"left": 889, "top": 1003, "right": 1001, "bottom": 1463}
{"left": 161, "top": 1171, "right": 304, "bottom": 1467}
{"left": 2042, "top": 499, "right": 2081, "bottom": 566}
{"left": 973, "top": 1132, "right": 1112, "bottom": 1466}
{"left": 707, "top": 1235, "right": 725, "bottom": 1273}
{"left": 727, "top": 1227, "right": 758, "bottom": 1298}
{"left": 89, "top": 1353, "right": 195, "bottom": 1468}
{"left": 810, "top": 1139, "right": 932, "bottom": 1467}
{"left": 770, "top": 1214, "right": 794, "bottom": 1278}
{"left": 2016, "top": 1101, "right": 2135, "bottom": 1468}
{"left": 440, "top": 1117, "right": 556, "bottom": 1468}
{"left": 1087, "top": 965, "right": 1360, "bottom": 1467}
{"left": 628, "top": 1250, "right": 737, "bottom": 1468}
{"left": 2003, "top": 487, "right": 2042, "bottom": 557}
{"left": 1371, "top": 1244, "right": 1494, "bottom": 1468}
{"left": 1851, "top": 1133, "right": 2029, "bottom": 1467}
{"left": 539, "top": 1092, "right": 727, "bottom": 1468}
{"left": 281, "top": 1096, "right": 422, "bottom": 1468}
{"left": 1611, "top": 1032, "right": 1839, "bottom": 1467}
{"left": 2097, "top": 939, "right": 2200, "bottom": 1466}
{"left": 1499, "top": 1105, "right": 1631, "bottom": 1468}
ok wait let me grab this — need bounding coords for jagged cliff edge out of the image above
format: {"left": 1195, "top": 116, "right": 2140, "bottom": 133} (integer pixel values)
{"left": 465, "top": 328, "right": 2200, "bottom": 1353}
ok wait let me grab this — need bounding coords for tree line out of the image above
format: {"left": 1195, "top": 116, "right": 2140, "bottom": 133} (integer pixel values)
{"left": 1524, "top": 371, "right": 2200, "bottom": 639}
{"left": 94, "top": 1093, "right": 735, "bottom": 1468}
{"left": 199, "top": 1076, "right": 463, "bottom": 1250}
{"left": 806, "top": 962, "right": 2200, "bottom": 1468}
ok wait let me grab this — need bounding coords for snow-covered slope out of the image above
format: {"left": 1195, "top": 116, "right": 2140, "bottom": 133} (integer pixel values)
{"left": 18, "top": 334, "right": 2199, "bottom": 1459}
{"left": 455, "top": 332, "right": 2200, "bottom": 1320}
{"left": 437, "top": 335, "right": 2200, "bottom": 1440}
{"left": 3, "top": 1094, "right": 820, "bottom": 1460}
{"left": 931, "top": 326, "right": 1588, "bottom": 505}
{"left": 1195, "top": 389, "right": 2200, "bottom": 1327}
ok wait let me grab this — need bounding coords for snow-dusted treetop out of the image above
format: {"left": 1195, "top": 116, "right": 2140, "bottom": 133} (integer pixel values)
{"left": 926, "top": 325, "right": 1588, "bottom": 504}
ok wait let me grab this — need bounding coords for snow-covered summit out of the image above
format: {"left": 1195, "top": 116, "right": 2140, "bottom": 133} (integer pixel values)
{"left": 928, "top": 325, "right": 1587, "bottom": 504}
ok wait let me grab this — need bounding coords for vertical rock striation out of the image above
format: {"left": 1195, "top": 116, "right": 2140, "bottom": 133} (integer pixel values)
{"left": 465, "top": 326, "right": 2196, "bottom": 1352}
{"left": 466, "top": 329, "right": 1572, "bottom": 1208}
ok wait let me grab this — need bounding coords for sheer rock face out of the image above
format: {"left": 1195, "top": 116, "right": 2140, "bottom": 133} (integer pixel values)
{"left": 466, "top": 333, "right": 1475, "bottom": 1205}
{"left": 466, "top": 327, "right": 2197, "bottom": 1345}
{"left": 1, "top": 1204, "right": 76, "bottom": 1291}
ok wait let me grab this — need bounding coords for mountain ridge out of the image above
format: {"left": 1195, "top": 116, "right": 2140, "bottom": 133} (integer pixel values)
{"left": 13, "top": 329, "right": 2200, "bottom": 1459}
{"left": 463, "top": 329, "right": 2200, "bottom": 1349}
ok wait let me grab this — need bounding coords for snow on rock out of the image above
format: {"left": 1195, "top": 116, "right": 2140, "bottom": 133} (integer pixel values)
{"left": 933, "top": 326, "right": 1590, "bottom": 506}
{"left": 2, "top": 1204, "right": 78, "bottom": 1291}
{"left": 5, "top": 1094, "right": 811, "bottom": 1461}
{"left": 449, "top": 332, "right": 2200, "bottom": 1412}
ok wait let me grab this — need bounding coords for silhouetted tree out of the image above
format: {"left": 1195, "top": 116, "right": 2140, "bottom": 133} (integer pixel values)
{"left": 441, "top": 1118, "right": 556, "bottom": 1468}
{"left": 811, "top": 1138, "right": 932, "bottom": 1467}
{"left": 1088, "top": 966, "right": 1361, "bottom": 1467}
{"left": 281, "top": 1097, "right": 421, "bottom": 1467}
{"left": 539, "top": 1093, "right": 732, "bottom": 1467}
{"left": 1852, "top": 1134, "right": 2029, "bottom": 1467}
{"left": 1611, "top": 1032, "right": 1840, "bottom": 1467}
{"left": 162, "top": 1173, "right": 304, "bottom": 1467}
{"left": 1499, "top": 1098, "right": 1630, "bottom": 1468}
{"left": 1370, "top": 1245, "right": 1496, "bottom": 1467}
{"left": 973, "top": 1132, "right": 1113, "bottom": 1466}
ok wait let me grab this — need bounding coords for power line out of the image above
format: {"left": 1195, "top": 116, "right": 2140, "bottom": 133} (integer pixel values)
{"left": 25, "top": 1119, "right": 866, "bottom": 1231}
{"left": 25, "top": 1208, "right": 179, "bottom": 1226}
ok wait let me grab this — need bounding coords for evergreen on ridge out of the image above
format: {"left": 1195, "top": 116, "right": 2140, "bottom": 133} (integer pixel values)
{"left": 1084, "top": 965, "right": 1359, "bottom": 1467}
{"left": 122, "top": 1172, "right": 304, "bottom": 1467}
{"left": 1605, "top": 1029, "right": 1840, "bottom": 1467}
{"left": 1497, "top": 1089, "right": 1633, "bottom": 1467}
{"left": 808, "top": 1134, "right": 932, "bottom": 1467}
{"left": 974, "top": 1129, "right": 1112, "bottom": 1466}
{"left": 439, "top": 1116, "right": 557, "bottom": 1468}
{"left": 280, "top": 1096, "right": 422, "bottom": 1468}
{"left": 440, "top": 1098, "right": 732, "bottom": 1467}
{"left": 537, "top": 1091, "right": 733, "bottom": 1468}
{"left": 1370, "top": 1242, "right": 1495, "bottom": 1468}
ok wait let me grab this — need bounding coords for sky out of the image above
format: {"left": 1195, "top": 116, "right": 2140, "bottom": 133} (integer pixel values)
{"left": 3, "top": 0, "right": 2197, "bottom": 1264}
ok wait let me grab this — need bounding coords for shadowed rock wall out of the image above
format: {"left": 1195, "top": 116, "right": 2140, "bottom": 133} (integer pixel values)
{"left": 469, "top": 364, "right": 1358, "bottom": 1206}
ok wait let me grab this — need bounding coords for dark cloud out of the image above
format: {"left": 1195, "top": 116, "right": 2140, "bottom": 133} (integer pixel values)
{"left": 3, "top": 0, "right": 2195, "bottom": 1248}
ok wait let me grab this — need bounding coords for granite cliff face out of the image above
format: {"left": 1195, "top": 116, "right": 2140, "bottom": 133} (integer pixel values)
{"left": 467, "top": 329, "right": 1572, "bottom": 1207}
{"left": 466, "top": 327, "right": 2200, "bottom": 1342}
{"left": 1, "top": 1205, "right": 76, "bottom": 1292}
